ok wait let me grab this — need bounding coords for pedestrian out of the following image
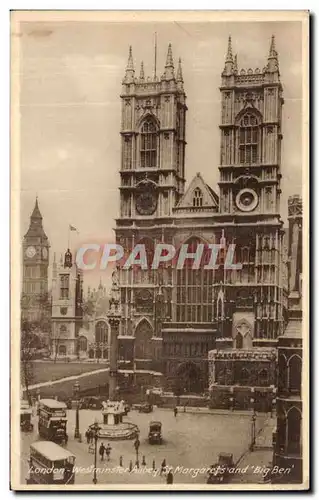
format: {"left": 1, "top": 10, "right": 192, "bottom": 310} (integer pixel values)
{"left": 166, "top": 470, "right": 174, "bottom": 484}
{"left": 160, "top": 459, "right": 166, "bottom": 476}
{"left": 99, "top": 442, "right": 105, "bottom": 461}
{"left": 89, "top": 429, "right": 94, "bottom": 444}
{"left": 105, "top": 443, "right": 112, "bottom": 462}
{"left": 85, "top": 430, "right": 89, "bottom": 444}
{"left": 174, "top": 407, "right": 178, "bottom": 418}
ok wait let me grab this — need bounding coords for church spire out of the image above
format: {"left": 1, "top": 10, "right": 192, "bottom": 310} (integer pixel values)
{"left": 139, "top": 61, "right": 145, "bottom": 81}
{"left": 266, "top": 35, "right": 279, "bottom": 73}
{"left": 268, "top": 34, "right": 277, "bottom": 58}
{"left": 123, "top": 45, "right": 135, "bottom": 83}
{"left": 127, "top": 45, "right": 134, "bottom": 70}
{"left": 234, "top": 53, "right": 238, "bottom": 73}
{"left": 162, "top": 43, "right": 175, "bottom": 80}
{"left": 166, "top": 43, "right": 174, "bottom": 67}
{"left": 223, "top": 36, "right": 234, "bottom": 75}
{"left": 176, "top": 57, "right": 183, "bottom": 82}
{"left": 226, "top": 35, "right": 233, "bottom": 63}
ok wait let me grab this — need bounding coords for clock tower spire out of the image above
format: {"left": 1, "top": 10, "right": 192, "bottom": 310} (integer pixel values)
{"left": 22, "top": 197, "right": 50, "bottom": 329}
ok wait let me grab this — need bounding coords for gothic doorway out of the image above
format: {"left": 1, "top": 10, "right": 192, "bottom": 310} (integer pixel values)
{"left": 176, "top": 361, "right": 203, "bottom": 394}
{"left": 134, "top": 319, "right": 153, "bottom": 359}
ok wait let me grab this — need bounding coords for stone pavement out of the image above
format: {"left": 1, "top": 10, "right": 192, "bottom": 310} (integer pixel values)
{"left": 230, "top": 417, "right": 275, "bottom": 484}
{"left": 21, "top": 408, "right": 268, "bottom": 485}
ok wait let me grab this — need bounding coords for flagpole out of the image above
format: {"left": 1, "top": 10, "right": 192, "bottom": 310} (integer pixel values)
{"left": 154, "top": 32, "right": 157, "bottom": 79}
{"left": 68, "top": 225, "right": 70, "bottom": 249}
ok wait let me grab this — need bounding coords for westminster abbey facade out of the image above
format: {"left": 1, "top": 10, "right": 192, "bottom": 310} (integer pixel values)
{"left": 115, "top": 37, "right": 289, "bottom": 405}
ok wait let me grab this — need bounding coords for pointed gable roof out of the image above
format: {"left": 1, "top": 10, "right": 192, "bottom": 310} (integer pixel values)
{"left": 174, "top": 172, "right": 219, "bottom": 213}
{"left": 24, "top": 198, "right": 48, "bottom": 241}
{"left": 31, "top": 197, "right": 42, "bottom": 220}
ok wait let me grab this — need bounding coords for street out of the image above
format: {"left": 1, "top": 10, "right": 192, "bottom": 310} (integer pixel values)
{"left": 20, "top": 407, "right": 268, "bottom": 485}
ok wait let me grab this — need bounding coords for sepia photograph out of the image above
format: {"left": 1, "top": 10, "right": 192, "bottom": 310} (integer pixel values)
{"left": 10, "top": 10, "right": 309, "bottom": 490}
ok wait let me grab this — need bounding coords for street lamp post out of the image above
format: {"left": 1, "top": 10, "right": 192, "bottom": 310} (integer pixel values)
{"left": 91, "top": 420, "right": 101, "bottom": 484}
{"left": 74, "top": 381, "right": 80, "bottom": 439}
{"left": 250, "top": 410, "right": 257, "bottom": 451}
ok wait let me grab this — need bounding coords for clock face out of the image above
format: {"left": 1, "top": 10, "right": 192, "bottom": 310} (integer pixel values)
{"left": 236, "top": 189, "right": 259, "bottom": 212}
{"left": 42, "top": 247, "right": 48, "bottom": 259}
{"left": 136, "top": 191, "right": 157, "bottom": 215}
{"left": 25, "top": 246, "right": 36, "bottom": 259}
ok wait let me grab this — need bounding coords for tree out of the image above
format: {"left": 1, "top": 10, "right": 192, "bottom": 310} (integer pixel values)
{"left": 51, "top": 328, "right": 64, "bottom": 364}
{"left": 82, "top": 297, "right": 95, "bottom": 318}
{"left": 20, "top": 319, "right": 37, "bottom": 405}
{"left": 172, "top": 380, "right": 183, "bottom": 406}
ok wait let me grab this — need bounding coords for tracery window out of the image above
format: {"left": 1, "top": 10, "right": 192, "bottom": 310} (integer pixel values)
{"left": 238, "top": 113, "right": 260, "bottom": 165}
{"left": 140, "top": 119, "right": 157, "bottom": 168}
{"left": 95, "top": 321, "right": 108, "bottom": 344}
{"left": 176, "top": 238, "right": 212, "bottom": 323}
{"left": 134, "top": 319, "right": 153, "bottom": 359}
{"left": 78, "top": 336, "right": 88, "bottom": 351}
{"left": 60, "top": 274, "right": 69, "bottom": 299}
{"left": 193, "top": 188, "right": 203, "bottom": 207}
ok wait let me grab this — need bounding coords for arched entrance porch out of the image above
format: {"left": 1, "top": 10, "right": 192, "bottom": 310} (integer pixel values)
{"left": 175, "top": 361, "right": 204, "bottom": 394}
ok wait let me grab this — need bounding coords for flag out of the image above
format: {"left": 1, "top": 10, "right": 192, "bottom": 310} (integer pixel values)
{"left": 69, "top": 225, "right": 78, "bottom": 232}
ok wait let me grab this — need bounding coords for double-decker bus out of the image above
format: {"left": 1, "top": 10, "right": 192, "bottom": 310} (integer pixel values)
{"left": 38, "top": 399, "right": 68, "bottom": 444}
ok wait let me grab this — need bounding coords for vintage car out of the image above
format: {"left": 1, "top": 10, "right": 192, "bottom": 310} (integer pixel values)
{"left": 207, "top": 453, "right": 234, "bottom": 484}
{"left": 68, "top": 396, "right": 105, "bottom": 410}
{"left": 138, "top": 403, "right": 153, "bottom": 413}
{"left": 148, "top": 421, "right": 162, "bottom": 444}
{"left": 123, "top": 402, "right": 131, "bottom": 415}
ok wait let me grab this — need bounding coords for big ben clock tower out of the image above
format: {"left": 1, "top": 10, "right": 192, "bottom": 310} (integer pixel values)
{"left": 21, "top": 198, "right": 50, "bottom": 327}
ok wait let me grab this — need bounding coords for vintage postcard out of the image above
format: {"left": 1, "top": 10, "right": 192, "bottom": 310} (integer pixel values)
{"left": 11, "top": 10, "right": 309, "bottom": 491}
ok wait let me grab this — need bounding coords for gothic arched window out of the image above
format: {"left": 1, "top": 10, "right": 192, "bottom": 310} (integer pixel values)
{"left": 259, "top": 368, "right": 269, "bottom": 387}
{"left": 288, "top": 355, "right": 302, "bottom": 393}
{"left": 140, "top": 119, "right": 158, "bottom": 168}
{"left": 193, "top": 188, "right": 203, "bottom": 207}
{"left": 134, "top": 319, "right": 153, "bottom": 359}
{"left": 238, "top": 112, "right": 260, "bottom": 165}
{"left": 60, "top": 274, "right": 69, "bottom": 299}
{"left": 95, "top": 321, "right": 108, "bottom": 344}
{"left": 278, "top": 354, "right": 287, "bottom": 392}
{"left": 78, "top": 336, "right": 88, "bottom": 352}
{"left": 176, "top": 238, "right": 213, "bottom": 323}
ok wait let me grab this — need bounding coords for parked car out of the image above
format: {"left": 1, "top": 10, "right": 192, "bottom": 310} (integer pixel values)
{"left": 207, "top": 453, "right": 234, "bottom": 484}
{"left": 82, "top": 396, "right": 105, "bottom": 410}
{"left": 139, "top": 403, "right": 153, "bottom": 413}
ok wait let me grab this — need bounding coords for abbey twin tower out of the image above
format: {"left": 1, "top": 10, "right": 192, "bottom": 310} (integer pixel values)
{"left": 114, "top": 35, "right": 291, "bottom": 410}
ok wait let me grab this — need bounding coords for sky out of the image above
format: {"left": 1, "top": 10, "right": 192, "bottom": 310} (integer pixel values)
{"left": 18, "top": 18, "right": 304, "bottom": 289}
